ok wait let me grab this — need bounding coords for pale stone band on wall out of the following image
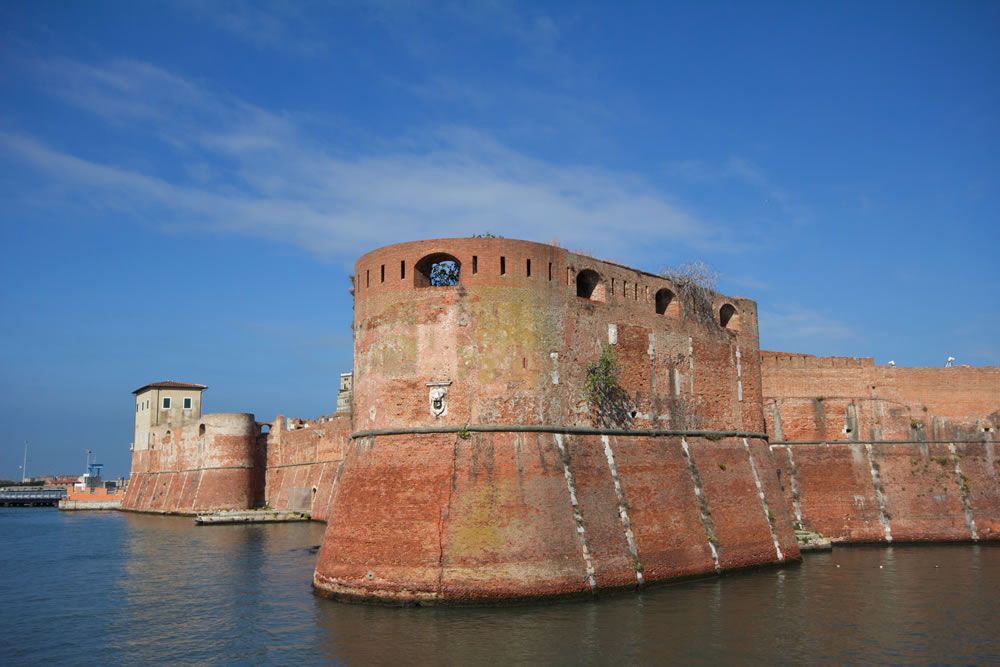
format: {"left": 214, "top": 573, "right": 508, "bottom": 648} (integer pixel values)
{"left": 350, "top": 425, "right": 770, "bottom": 440}
{"left": 771, "top": 439, "right": 990, "bottom": 446}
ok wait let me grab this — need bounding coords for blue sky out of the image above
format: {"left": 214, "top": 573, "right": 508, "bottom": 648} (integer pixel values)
{"left": 1, "top": 1, "right": 997, "bottom": 477}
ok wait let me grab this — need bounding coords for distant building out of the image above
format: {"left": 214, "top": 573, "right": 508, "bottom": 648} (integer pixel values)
{"left": 336, "top": 373, "right": 353, "bottom": 413}
{"left": 132, "top": 381, "right": 207, "bottom": 451}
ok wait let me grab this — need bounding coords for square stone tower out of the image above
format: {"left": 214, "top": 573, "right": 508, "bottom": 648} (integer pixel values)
{"left": 132, "top": 381, "right": 207, "bottom": 450}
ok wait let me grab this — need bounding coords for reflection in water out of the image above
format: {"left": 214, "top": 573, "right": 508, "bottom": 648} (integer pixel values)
{"left": 0, "top": 508, "right": 998, "bottom": 666}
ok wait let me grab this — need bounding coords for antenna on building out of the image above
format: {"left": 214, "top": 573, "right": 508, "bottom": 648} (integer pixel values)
{"left": 946, "top": 356, "right": 955, "bottom": 368}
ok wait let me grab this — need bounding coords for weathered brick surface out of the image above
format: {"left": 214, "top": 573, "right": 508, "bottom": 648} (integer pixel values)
{"left": 770, "top": 440, "right": 999, "bottom": 543}
{"left": 607, "top": 436, "right": 716, "bottom": 582}
{"left": 689, "top": 438, "right": 792, "bottom": 570}
{"left": 959, "top": 441, "right": 1000, "bottom": 539}
{"left": 772, "top": 444, "right": 886, "bottom": 541}
{"left": 315, "top": 238, "right": 789, "bottom": 604}
{"left": 761, "top": 351, "right": 999, "bottom": 544}
{"left": 121, "top": 413, "right": 260, "bottom": 514}
{"left": 761, "top": 351, "right": 999, "bottom": 442}
{"left": 263, "top": 414, "right": 350, "bottom": 520}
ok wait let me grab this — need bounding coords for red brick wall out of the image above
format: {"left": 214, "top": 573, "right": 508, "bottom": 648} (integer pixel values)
{"left": 264, "top": 414, "right": 350, "bottom": 521}
{"left": 121, "top": 413, "right": 260, "bottom": 514}
{"left": 315, "top": 239, "right": 796, "bottom": 604}
{"left": 772, "top": 441, "right": 999, "bottom": 542}
{"left": 762, "top": 351, "right": 1000, "bottom": 544}
{"left": 761, "top": 351, "right": 999, "bottom": 441}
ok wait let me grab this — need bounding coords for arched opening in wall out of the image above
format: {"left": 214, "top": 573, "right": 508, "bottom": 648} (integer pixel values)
{"left": 655, "top": 288, "right": 677, "bottom": 315}
{"left": 576, "top": 269, "right": 605, "bottom": 302}
{"left": 719, "top": 303, "right": 740, "bottom": 330}
{"left": 414, "top": 253, "right": 461, "bottom": 287}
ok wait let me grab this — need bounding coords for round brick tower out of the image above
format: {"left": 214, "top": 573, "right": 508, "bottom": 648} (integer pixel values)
{"left": 314, "top": 238, "right": 798, "bottom": 604}
{"left": 123, "top": 412, "right": 260, "bottom": 514}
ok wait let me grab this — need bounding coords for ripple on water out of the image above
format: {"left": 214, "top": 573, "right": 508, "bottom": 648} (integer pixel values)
{"left": 1, "top": 509, "right": 999, "bottom": 665}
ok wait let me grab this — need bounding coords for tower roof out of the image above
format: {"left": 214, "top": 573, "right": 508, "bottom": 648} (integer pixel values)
{"left": 132, "top": 381, "right": 208, "bottom": 395}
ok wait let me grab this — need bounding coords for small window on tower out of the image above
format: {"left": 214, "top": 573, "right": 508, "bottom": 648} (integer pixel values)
{"left": 183, "top": 397, "right": 192, "bottom": 410}
{"left": 162, "top": 397, "right": 172, "bottom": 410}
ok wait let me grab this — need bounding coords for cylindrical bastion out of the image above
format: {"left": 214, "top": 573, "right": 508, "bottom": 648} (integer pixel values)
{"left": 314, "top": 238, "right": 799, "bottom": 604}
{"left": 122, "top": 412, "right": 260, "bottom": 514}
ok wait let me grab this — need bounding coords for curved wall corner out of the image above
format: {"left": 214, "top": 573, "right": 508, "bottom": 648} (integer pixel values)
{"left": 314, "top": 238, "right": 795, "bottom": 604}
{"left": 122, "top": 412, "right": 260, "bottom": 515}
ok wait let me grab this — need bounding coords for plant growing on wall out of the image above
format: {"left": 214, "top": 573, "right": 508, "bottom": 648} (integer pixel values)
{"left": 660, "top": 260, "right": 719, "bottom": 327}
{"left": 585, "top": 345, "right": 632, "bottom": 428}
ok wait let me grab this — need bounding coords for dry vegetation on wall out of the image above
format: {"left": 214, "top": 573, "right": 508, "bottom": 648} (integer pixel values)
{"left": 660, "top": 260, "right": 720, "bottom": 327}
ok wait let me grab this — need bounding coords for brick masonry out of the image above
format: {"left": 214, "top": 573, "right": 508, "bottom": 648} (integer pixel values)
{"left": 264, "top": 414, "right": 350, "bottom": 521}
{"left": 313, "top": 238, "right": 796, "bottom": 604}
{"left": 763, "top": 351, "right": 1000, "bottom": 543}
{"left": 120, "top": 237, "right": 999, "bottom": 604}
{"left": 121, "top": 413, "right": 261, "bottom": 514}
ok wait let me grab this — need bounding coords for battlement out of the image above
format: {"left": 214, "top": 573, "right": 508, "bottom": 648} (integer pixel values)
{"left": 354, "top": 238, "right": 755, "bottom": 335}
{"left": 761, "top": 351, "right": 875, "bottom": 369}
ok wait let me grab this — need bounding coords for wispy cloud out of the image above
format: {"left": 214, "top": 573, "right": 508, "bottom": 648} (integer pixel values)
{"left": 663, "top": 156, "right": 809, "bottom": 225}
{"left": 5, "top": 58, "right": 732, "bottom": 264}
{"left": 172, "top": 0, "right": 327, "bottom": 55}
{"left": 759, "top": 304, "right": 858, "bottom": 343}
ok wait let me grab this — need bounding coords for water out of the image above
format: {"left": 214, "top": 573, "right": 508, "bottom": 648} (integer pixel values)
{"left": 1, "top": 508, "right": 998, "bottom": 666}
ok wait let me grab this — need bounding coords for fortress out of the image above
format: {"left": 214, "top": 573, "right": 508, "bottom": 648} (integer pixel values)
{"left": 122, "top": 238, "right": 1000, "bottom": 604}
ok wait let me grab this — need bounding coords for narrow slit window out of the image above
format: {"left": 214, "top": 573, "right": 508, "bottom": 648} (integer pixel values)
{"left": 500, "top": 256, "right": 506, "bottom": 275}
{"left": 526, "top": 258, "right": 532, "bottom": 277}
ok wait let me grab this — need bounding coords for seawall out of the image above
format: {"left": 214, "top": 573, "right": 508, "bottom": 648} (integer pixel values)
{"left": 121, "top": 413, "right": 262, "bottom": 514}
{"left": 264, "top": 414, "right": 350, "bottom": 521}
{"left": 316, "top": 431, "right": 795, "bottom": 604}
{"left": 762, "top": 351, "right": 1000, "bottom": 543}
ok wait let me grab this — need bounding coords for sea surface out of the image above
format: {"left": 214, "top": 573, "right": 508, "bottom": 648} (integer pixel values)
{"left": 1, "top": 508, "right": 998, "bottom": 666}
